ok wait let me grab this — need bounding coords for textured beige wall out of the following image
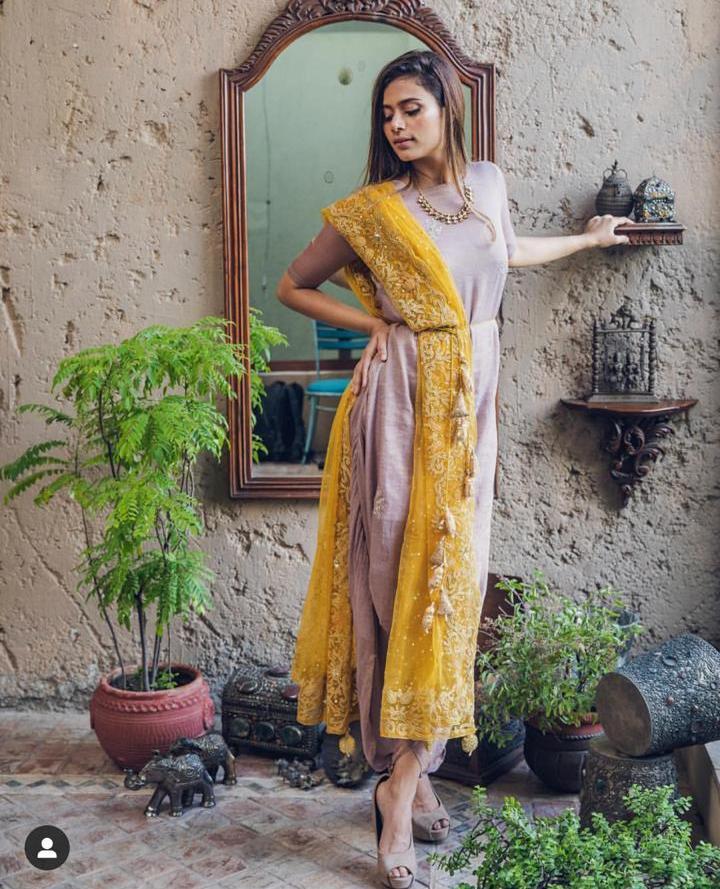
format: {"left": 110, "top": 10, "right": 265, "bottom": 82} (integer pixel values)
{"left": 1, "top": 0, "right": 718, "bottom": 708}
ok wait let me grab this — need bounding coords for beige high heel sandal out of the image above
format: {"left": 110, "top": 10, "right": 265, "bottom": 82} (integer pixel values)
{"left": 411, "top": 784, "right": 451, "bottom": 842}
{"left": 372, "top": 772, "right": 417, "bottom": 889}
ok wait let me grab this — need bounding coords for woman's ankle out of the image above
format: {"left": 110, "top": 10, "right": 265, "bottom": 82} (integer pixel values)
{"left": 390, "top": 746, "right": 423, "bottom": 780}
{"left": 386, "top": 754, "right": 421, "bottom": 804}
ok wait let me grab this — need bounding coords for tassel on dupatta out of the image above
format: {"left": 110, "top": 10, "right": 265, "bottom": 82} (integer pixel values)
{"left": 290, "top": 181, "right": 484, "bottom": 756}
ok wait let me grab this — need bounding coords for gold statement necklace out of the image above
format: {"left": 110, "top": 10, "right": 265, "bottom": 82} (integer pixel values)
{"left": 416, "top": 177, "right": 498, "bottom": 242}
{"left": 416, "top": 181, "right": 474, "bottom": 224}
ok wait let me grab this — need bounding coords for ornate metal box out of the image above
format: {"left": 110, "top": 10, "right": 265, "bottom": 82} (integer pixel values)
{"left": 221, "top": 664, "right": 323, "bottom": 762}
{"left": 633, "top": 175, "right": 676, "bottom": 222}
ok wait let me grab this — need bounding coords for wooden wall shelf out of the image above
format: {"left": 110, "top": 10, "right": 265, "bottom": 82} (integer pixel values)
{"left": 615, "top": 222, "right": 685, "bottom": 246}
{"left": 560, "top": 398, "right": 698, "bottom": 507}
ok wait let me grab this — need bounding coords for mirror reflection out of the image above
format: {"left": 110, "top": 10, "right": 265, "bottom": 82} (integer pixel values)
{"left": 245, "top": 21, "right": 471, "bottom": 477}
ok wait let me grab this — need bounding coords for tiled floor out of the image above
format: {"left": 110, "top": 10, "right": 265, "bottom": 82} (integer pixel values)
{"left": 1, "top": 709, "right": 582, "bottom": 889}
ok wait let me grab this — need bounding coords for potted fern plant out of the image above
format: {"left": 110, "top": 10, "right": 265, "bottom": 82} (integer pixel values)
{"left": 0, "top": 316, "right": 275, "bottom": 769}
{"left": 475, "top": 569, "right": 643, "bottom": 792}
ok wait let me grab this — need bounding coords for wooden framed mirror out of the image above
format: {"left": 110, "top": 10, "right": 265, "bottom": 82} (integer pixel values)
{"left": 220, "top": 0, "right": 496, "bottom": 499}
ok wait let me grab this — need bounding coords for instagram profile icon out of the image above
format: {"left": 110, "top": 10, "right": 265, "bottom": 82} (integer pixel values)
{"left": 24, "top": 825, "right": 70, "bottom": 871}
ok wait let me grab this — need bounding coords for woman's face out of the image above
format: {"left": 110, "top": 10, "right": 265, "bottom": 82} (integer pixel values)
{"left": 382, "top": 76, "right": 444, "bottom": 161}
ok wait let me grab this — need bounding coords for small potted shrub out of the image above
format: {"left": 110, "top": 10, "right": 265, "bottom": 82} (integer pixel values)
{"left": 0, "top": 317, "right": 256, "bottom": 769}
{"left": 475, "top": 569, "right": 643, "bottom": 792}
{"left": 429, "top": 783, "right": 720, "bottom": 888}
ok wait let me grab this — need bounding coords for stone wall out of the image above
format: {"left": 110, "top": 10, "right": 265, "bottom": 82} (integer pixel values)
{"left": 1, "top": 0, "right": 718, "bottom": 708}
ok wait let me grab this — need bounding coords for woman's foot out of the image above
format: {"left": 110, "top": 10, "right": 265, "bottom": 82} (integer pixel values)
{"left": 412, "top": 774, "right": 449, "bottom": 833}
{"left": 375, "top": 751, "right": 418, "bottom": 881}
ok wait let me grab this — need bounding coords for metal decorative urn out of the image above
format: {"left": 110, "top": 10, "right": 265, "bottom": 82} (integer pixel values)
{"left": 596, "top": 161, "right": 634, "bottom": 217}
{"left": 595, "top": 633, "right": 720, "bottom": 756}
{"left": 579, "top": 736, "right": 679, "bottom": 827}
{"left": 633, "top": 175, "right": 677, "bottom": 222}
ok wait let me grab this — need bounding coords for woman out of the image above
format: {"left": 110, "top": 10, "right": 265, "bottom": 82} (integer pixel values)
{"left": 278, "top": 50, "right": 632, "bottom": 889}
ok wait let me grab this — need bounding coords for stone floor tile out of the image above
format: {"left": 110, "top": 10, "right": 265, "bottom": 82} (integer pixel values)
{"left": 153, "top": 865, "right": 222, "bottom": 889}
{"left": 199, "top": 823, "right": 260, "bottom": 850}
{"left": 261, "top": 794, "right": 331, "bottom": 822}
{"left": 60, "top": 835, "right": 155, "bottom": 878}
{"left": 69, "top": 818, "right": 144, "bottom": 850}
{"left": 268, "top": 823, "right": 334, "bottom": 853}
{"left": 268, "top": 834, "right": 364, "bottom": 880}
{"left": 13, "top": 758, "right": 67, "bottom": 776}
{"left": 184, "top": 849, "right": 248, "bottom": 881}
{"left": 71, "top": 864, "right": 144, "bottom": 889}
{"left": 266, "top": 849, "right": 329, "bottom": 882}
{"left": 533, "top": 800, "right": 578, "bottom": 819}
{"left": 220, "top": 801, "right": 293, "bottom": 834}
{"left": 225, "top": 831, "right": 297, "bottom": 869}
{"left": 215, "top": 870, "right": 299, "bottom": 888}
{"left": 311, "top": 810, "right": 377, "bottom": 854}
{"left": 293, "top": 850, "right": 378, "bottom": 888}
{"left": 161, "top": 822, "right": 257, "bottom": 863}
{"left": 4, "top": 867, "right": 75, "bottom": 889}
{"left": 0, "top": 850, "right": 26, "bottom": 880}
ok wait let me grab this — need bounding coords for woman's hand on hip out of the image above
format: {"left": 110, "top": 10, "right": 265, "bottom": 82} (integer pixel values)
{"left": 351, "top": 318, "right": 393, "bottom": 395}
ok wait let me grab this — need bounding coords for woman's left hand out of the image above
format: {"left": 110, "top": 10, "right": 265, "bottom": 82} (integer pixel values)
{"left": 583, "top": 214, "right": 635, "bottom": 248}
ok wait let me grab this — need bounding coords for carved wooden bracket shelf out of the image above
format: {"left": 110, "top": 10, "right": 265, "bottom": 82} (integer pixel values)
{"left": 560, "top": 398, "right": 698, "bottom": 507}
{"left": 615, "top": 222, "right": 685, "bottom": 246}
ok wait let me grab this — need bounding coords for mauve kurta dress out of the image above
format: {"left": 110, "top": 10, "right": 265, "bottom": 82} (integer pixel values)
{"left": 287, "top": 160, "right": 517, "bottom": 776}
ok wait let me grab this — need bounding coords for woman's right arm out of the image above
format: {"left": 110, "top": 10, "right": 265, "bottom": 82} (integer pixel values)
{"left": 277, "top": 271, "right": 380, "bottom": 336}
{"left": 327, "top": 268, "right": 349, "bottom": 288}
{"left": 276, "top": 222, "right": 393, "bottom": 393}
{"left": 276, "top": 222, "right": 380, "bottom": 336}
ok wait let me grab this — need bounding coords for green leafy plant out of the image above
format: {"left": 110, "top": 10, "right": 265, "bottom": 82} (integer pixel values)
{"left": 0, "top": 317, "right": 247, "bottom": 692}
{"left": 430, "top": 784, "right": 720, "bottom": 889}
{"left": 248, "top": 306, "right": 289, "bottom": 463}
{"left": 476, "top": 569, "right": 644, "bottom": 745}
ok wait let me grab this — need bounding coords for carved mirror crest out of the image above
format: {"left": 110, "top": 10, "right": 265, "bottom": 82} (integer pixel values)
{"left": 220, "top": 0, "right": 496, "bottom": 498}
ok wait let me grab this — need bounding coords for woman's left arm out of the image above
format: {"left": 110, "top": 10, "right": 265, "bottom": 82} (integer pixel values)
{"left": 508, "top": 215, "right": 636, "bottom": 268}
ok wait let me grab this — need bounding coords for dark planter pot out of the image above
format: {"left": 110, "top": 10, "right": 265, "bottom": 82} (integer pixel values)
{"left": 523, "top": 715, "right": 604, "bottom": 793}
{"left": 90, "top": 663, "right": 215, "bottom": 771}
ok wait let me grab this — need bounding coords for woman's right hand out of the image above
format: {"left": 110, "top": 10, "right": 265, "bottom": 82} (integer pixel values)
{"left": 350, "top": 318, "right": 393, "bottom": 395}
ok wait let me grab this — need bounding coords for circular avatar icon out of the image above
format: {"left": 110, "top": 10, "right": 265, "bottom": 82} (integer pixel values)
{"left": 24, "top": 825, "right": 70, "bottom": 870}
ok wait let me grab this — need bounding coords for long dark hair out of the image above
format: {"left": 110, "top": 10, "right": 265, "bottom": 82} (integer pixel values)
{"left": 362, "top": 50, "right": 468, "bottom": 198}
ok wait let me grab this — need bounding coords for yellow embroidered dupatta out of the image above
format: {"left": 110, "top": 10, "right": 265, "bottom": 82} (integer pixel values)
{"left": 290, "top": 180, "right": 482, "bottom": 754}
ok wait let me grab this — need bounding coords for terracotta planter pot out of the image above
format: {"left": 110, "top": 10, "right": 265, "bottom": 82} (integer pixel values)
{"left": 90, "top": 663, "right": 215, "bottom": 771}
{"left": 524, "top": 714, "right": 604, "bottom": 793}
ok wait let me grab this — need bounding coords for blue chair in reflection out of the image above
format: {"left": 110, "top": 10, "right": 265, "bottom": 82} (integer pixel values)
{"left": 302, "top": 320, "right": 370, "bottom": 464}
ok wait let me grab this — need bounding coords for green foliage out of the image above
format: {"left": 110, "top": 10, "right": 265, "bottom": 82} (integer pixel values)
{"left": 0, "top": 317, "right": 246, "bottom": 691}
{"left": 248, "top": 306, "right": 289, "bottom": 462}
{"left": 430, "top": 784, "right": 720, "bottom": 889}
{"left": 475, "top": 570, "right": 644, "bottom": 745}
{"left": 131, "top": 666, "right": 180, "bottom": 691}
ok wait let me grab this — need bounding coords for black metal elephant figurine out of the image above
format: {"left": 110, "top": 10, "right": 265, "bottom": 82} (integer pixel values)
{"left": 169, "top": 730, "right": 237, "bottom": 785}
{"left": 124, "top": 751, "right": 215, "bottom": 817}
